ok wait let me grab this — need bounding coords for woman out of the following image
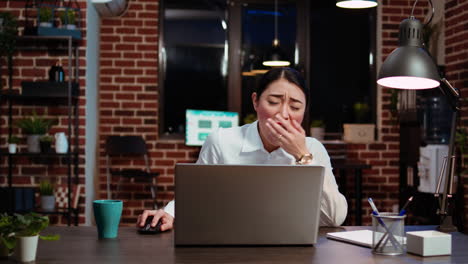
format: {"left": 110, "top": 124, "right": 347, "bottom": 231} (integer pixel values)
{"left": 137, "top": 67, "right": 347, "bottom": 231}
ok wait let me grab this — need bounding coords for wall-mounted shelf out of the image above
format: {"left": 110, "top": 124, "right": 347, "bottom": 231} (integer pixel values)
{"left": 0, "top": 35, "right": 80, "bottom": 226}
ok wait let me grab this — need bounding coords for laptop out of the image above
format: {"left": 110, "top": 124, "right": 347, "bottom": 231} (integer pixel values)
{"left": 174, "top": 164, "right": 325, "bottom": 246}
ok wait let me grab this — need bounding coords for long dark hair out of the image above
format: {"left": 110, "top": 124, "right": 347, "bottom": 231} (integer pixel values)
{"left": 255, "top": 67, "right": 310, "bottom": 130}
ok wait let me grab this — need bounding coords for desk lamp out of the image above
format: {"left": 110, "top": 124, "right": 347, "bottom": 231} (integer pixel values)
{"left": 377, "top": 0, "right": 460, "bottom": 232}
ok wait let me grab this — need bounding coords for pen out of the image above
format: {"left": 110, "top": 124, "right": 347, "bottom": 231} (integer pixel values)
{"left": 368, "top": 197, "right": 380, "bottom": 215}
{"left": 367, "top": 197, "right": 402, "bottom": 251}
{"left": 398, "top": 196, "right": 413, "bottom": 216}
{"left": 377, "top": 196, "right": 413, "bottom": 250}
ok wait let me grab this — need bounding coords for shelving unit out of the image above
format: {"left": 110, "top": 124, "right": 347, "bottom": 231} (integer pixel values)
{"left": 0, "top": 35, "right": 80, "bottom": 225}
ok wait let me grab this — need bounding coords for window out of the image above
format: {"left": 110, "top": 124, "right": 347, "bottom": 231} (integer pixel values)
{"left": 309, "top": 3, "right": 377, "bottom": 132}
{"left": 160, "top": 0, "right": 228, "bottom": 136}
{"left": 159, "top": 0, "right": 377, "bottom": 137}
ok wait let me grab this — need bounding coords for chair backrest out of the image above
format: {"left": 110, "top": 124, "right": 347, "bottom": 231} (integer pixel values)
{"left": 106, "top": 136, "right": 148, "bottom": 156}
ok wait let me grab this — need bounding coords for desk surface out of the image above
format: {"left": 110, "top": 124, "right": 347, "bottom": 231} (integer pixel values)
{"left": 6, "top": 226, "right": 467, "bottom": 264}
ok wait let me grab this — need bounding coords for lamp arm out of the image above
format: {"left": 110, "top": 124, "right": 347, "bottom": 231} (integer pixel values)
{"left": 436, "top": 78, "right": 460, "bottom": 232}
{"left": 441, "top": 78, "right": 460, "bottom": 99}
{"left": 437, "top": 78, "right": 461, "bottom": 113}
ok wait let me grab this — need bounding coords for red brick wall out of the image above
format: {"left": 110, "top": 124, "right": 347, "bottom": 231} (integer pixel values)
{"left": 445, "top": 0, "right": 468, "bottom": 233}
{"left": 97, "top": 0, "right": 202, "bottom": 224}
{"left": 95, "top": 0, "right": 441, "bottom": 226}
{"left": 345, "top": 0, "right": 431, "bottom": 224}
{"left": 0, "top": 0, "right": 87, "bottom": 224}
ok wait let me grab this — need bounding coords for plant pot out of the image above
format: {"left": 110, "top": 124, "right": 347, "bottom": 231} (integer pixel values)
{"left": 63, "top": 24, "right": 76, "bottom": 30}
{"left": 40, "top": 141, "right": 52, "bottom": 153}
{"left": 310, "top": 127, "right": 325, "bottom": 141}
{"left": 8, "top": 144, "right": 17, "bottom": 154}
{"left": 41, "top": 195, "right": 56, "bottom": 212}
{"left": 39, "top": 22, "right": 52, "bottom": 28}
{"left": 27, "top": 135, "right": 41, "bottom": 153}
{"left": 14, "top": 235, "right": 38, "bottom": 263}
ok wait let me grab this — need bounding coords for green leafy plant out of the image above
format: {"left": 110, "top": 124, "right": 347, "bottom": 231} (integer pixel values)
{"left": 38, "top": 7, "right": 53, "bottom": 23}
{"left": 59, "top": 9, "right": 75, "bottom": 25}
{"left": 0, "top": 214, "right": 16, "bottom": 253}
{"left": 243, "top": 113, "right": 257, "bottom": 124}
{"left": 15, "top": 111, "right": 57, "bottom": 135}
{"left": 13, "top": 213, "right": 59, "bottom": 240}
{"left": 353, "top": 102, "right": 370, "bottom": 123}
{"left": 0, "top": 12, "right": 18, "bottom": 57}
{"left": 39, "top": 180, "right": 54, "bottom": 196}
{"left": 310, "top": 119, "right": 325, "bottom": 128}
{"left": 7, "top": 136, "right": 20, "bottom": 144}
{"left": 39, "top": 135, "right": 53, "bottom": 142}
{"left": 0, "top": 12, "right": 19, "bottom": 91}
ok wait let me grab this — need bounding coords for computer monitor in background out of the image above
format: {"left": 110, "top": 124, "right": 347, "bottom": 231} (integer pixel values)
{"left": 185, "top": 109, "right": 239, "bottom": 146}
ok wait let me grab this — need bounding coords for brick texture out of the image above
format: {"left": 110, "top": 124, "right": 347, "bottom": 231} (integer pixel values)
{"left": 97, "top": 0, "right": 193, "bottom": 225}
{"left": 445, "top": 0, "right": 468, "bottom": 233}
{"left": 0, "top": 0, "right": 87, "bottom": 225}
{"left": 3, "top": 0, "right": 466, "bottom": 229}
{"left": 94, "top": 0, "right": 468, "bottom": 227}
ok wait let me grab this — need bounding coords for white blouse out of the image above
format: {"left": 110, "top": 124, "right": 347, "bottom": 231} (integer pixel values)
{"left": 164, "top": 121, "right": 348, "bottom": 226}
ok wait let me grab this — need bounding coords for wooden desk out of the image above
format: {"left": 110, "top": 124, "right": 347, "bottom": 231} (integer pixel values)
{"left": 3, "top": 226, "right": 467, "bottom": 263}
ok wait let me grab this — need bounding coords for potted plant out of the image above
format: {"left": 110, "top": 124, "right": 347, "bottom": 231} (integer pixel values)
{"left": 343, "top": 102, "right": 375, "bottom": 143}
{"left": 39, "top": 135, "right": 53, "bottom": 153}
{"left": 13, "top": 213, "right": 59, "bottom": 263}
{"left": 39, "top": 181, "right": 55, "bottom": 212}
{"left": 59, "top": 9, "right": 76, "bottom": 30}
{"left": 38, "top": 7, "right": 53, "bottom": 27}
{"left": 243, "top": 113, "right": 257, "bottom": 124}
{"left": 0, "top": 12, "right": 18, "bottom": 92}
{"left": 15, "top": 111, "right": 56, "bottom": 153}
{"left": 310, "top": 119, "right": 325, "bottom": 141}
{"left": 0, "top": 214, "right": 15, "bottom": 258}
{"left": 353, "top": 102, "right": 370, "bottom": 124}
{"left": 7, "top": 136, "right": 20, "bottom": 154}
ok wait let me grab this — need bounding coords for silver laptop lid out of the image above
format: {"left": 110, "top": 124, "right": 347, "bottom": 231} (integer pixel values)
{"left": 175, "top": 164, "right": 324, "bottom": 246}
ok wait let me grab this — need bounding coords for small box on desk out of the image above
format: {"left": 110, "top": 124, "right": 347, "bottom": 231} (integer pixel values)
{"left": 21, "top": 81, "right": 79, "bottom": 97}
{"left": 406, "top": 231, "right": 451, "bottom": 256}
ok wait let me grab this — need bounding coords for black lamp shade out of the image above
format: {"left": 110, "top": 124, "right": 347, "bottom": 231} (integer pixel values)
{"left": 377, "top": 17, "right": 440, "bottom": 90}
{"left": 262, "top": 43, "right": 290, "bottom": 67}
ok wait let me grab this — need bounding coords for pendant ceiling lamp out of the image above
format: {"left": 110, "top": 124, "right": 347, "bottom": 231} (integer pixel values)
{"left": 262, "top": 0, "right": 290, "bottom": 67}
{"left": 336, "top": 0, "right": 378, "bottom": 9}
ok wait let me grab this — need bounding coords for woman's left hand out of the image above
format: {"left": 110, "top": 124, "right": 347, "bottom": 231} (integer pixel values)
{"left": 265, "top": 115, "right": 309, "bottom": 160}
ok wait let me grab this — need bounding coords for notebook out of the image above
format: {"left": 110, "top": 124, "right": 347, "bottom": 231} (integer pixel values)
{"left": 174, "top": 164, "right": 325, "bottom": 246}
{"left": 327, "top": 230, "right": 374, "bottom": 247}
{"left": 327, "top": 230, "right": 407, "bottom": 248}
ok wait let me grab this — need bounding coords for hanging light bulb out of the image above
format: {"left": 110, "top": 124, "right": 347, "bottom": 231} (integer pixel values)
{"left": 262, "top": 0, "right": 290, "bottom": 67}
{"left": 336, "top": 0, "right": 378, "bottom": 9}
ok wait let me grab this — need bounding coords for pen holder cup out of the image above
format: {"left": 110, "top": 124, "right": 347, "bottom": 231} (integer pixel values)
{"left": 371, "top": 213, "right": 406, "bottom": 255}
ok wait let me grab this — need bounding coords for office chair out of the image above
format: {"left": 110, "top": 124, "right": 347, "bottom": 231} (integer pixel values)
{"left": 105, "top": 136, "right": 159, "bottom": 209}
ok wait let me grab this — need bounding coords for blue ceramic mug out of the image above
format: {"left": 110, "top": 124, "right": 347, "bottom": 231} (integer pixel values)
{"left": 93, "top": 200, "right": 123, "bottom": 239}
